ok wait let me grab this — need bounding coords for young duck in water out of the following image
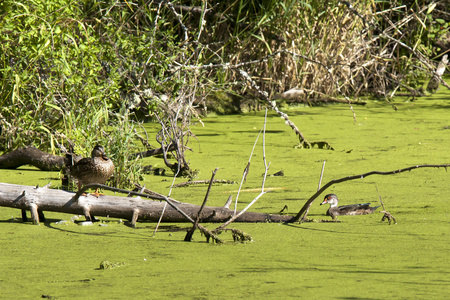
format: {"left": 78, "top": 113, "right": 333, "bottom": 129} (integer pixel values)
{"left": 70, "top": 145, "right": 114, "bottom": 196}
{"left": 320, "top": 194, "right": 380, "bottom": 220}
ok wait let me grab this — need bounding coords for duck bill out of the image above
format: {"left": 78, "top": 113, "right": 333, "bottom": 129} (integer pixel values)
{"left": 320, "top": 200, "right": 327, "bottom": 205}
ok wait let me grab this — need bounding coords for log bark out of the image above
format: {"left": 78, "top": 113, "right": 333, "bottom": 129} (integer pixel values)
{"left": 0, "top": 182, "right": 294, "bottom": 224}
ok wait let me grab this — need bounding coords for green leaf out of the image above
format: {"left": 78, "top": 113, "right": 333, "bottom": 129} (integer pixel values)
{"left": 44, "top": 102, "right": 62, "bottom": 111}
{"left": 38, "top": 125, "right": 50, "bottom": 134}
{"left": 427, "top": 3, "right": 436, "bottom": 14}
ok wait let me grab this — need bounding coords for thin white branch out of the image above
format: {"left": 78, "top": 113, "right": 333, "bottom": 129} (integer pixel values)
{"left": 218, "top": 109, "right": 271, "bottom": 231}
{"left": 233, "top": 129, "right": 262, "bottom": 215}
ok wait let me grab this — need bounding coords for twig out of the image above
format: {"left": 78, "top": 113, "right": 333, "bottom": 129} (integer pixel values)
{"left": 301, "top": 161, "right": 326, "bottom": 221}
{"left": 153, "top": 202, "right": 167, "bottom": 236}
{"left": 215, "top": 192, "right": 267, "bottom": 232}
{"left": 184, "top": 168, "right": 218, "bottom": 241}
{"left": 317, "top": 161, "right": 326, "bottom": 192}
{"left": 291, "top": 163, "right": 450, "bottom": 223}
{"left": 158, "top": 194, "right": 223, "bottom": 243}
{"left": 72, "top": 184, "right": 167, "bottom": 202}
{"left": 148, "top": 157, "right": 222, "bottom": 242}
{"left": 133, "top": 183, "right": 181, "bottom": 203}
{"left": 261, "top": 108, "right": 270, "bottom": 192}
{"left": 375, "top": 184, "right": 397, "bottom": 225}
{"left": 165, "top": 1, "right": 189, "bottom": 45}
{"left": 129, "top": 145, "right": 177, "bottom": 159}
{"left": 234, "top": 129, "right": 262, "bottom": 215}
{"left": 153, "top": 149, "right": 182, "bottom": 236}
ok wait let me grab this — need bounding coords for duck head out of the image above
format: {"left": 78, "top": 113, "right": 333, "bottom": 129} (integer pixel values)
{"left": 321, "top": 194, "right": 339, "bottom": 207}
{"left": 91, "top": 145, "right": 108, "bottom": 160}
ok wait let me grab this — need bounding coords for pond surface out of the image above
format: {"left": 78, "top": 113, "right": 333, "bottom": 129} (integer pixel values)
{"left": 1, "top": 89, "right": 450, "bottom": 298}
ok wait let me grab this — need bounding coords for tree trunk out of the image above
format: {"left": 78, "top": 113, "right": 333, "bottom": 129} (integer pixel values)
{"left": 0, "top": 182, "right": 294, "bottom": 225}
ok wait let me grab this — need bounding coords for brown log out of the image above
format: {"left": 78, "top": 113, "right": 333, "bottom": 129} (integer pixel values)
{"left": 0, "top": 146, "right": 67, "bottom": 171}
{"left": 0, "top": 182, "right": 294, "bottom": 224}
{"left": 0, "top": 146, "right": 176, "bottom": 171}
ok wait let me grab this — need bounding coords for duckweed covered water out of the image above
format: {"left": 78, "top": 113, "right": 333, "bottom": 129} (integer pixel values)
{"left": 1, "top": 91, "right": 450, "bottom": 298}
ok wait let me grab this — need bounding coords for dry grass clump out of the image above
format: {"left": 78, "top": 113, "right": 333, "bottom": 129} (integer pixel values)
{"left": 196, "top": 0, "right": 449, "bottom": 102}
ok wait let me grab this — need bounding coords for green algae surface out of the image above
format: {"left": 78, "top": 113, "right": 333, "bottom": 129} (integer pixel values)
{"left": 1, "top": 91, "right": 450, "bottom": 298}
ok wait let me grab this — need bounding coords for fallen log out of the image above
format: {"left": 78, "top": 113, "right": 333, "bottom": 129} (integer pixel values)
{"left": 0, "top": 182, "right": 294, "bottom": 225}
{"left": 0, "top": 146, "right": 70, "bottom": 171}
{"left": 0, "top": 145, "right": 177, "bottom": 171}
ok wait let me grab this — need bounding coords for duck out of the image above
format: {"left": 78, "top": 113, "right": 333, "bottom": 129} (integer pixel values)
{"left": 70, "top": 145, "right": 114, "bottom": 196}
{"left": 320, "top": 193, "right": 380, "bottom": 220}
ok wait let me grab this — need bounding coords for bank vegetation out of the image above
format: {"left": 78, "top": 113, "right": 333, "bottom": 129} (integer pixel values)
{"left": 1, "top": 0, "right": 449, "bottom": 188}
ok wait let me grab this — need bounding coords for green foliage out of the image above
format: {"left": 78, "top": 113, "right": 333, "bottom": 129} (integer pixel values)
{"left": 0, "top": 0, "right": 185, "bottom": 188}
{"left": 0, "top": 0, "right": 448, "bottom": 187}
{"left": 107, "top": 107, "right": 143, "bottom": 188}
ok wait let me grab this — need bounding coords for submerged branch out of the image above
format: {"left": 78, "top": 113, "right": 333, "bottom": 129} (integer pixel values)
{"left": 185, "top": 168, "right": 218, "bottom": 242}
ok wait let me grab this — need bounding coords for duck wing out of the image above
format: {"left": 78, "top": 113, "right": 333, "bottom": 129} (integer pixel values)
{"left": 70, "top": 158, "right": 96, "bottom": 179}
{"left": 337, "top": 203, "right": 379, "bottom": 215}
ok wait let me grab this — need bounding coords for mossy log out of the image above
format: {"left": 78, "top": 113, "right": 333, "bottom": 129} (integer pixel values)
{"left": 0, "top": 182, "right": 294, "bottom": 225}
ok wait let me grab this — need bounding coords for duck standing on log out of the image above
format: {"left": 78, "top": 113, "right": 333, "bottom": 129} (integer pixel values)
{"left": 70, "top": 145, "right": 115, "bottom": 197}
{"left": 320, "top": 194, "right": 380, "bottom": 220}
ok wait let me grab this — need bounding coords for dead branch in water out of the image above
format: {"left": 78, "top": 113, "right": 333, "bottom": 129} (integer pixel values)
{"left": 292, "top": 164, "right": 450, "bottom": 223}
{"left": 375, "top": 184, "right": 397, "bottom": 225}
{"left": 185, "top": 168, "right": 218, "bottom": 241}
